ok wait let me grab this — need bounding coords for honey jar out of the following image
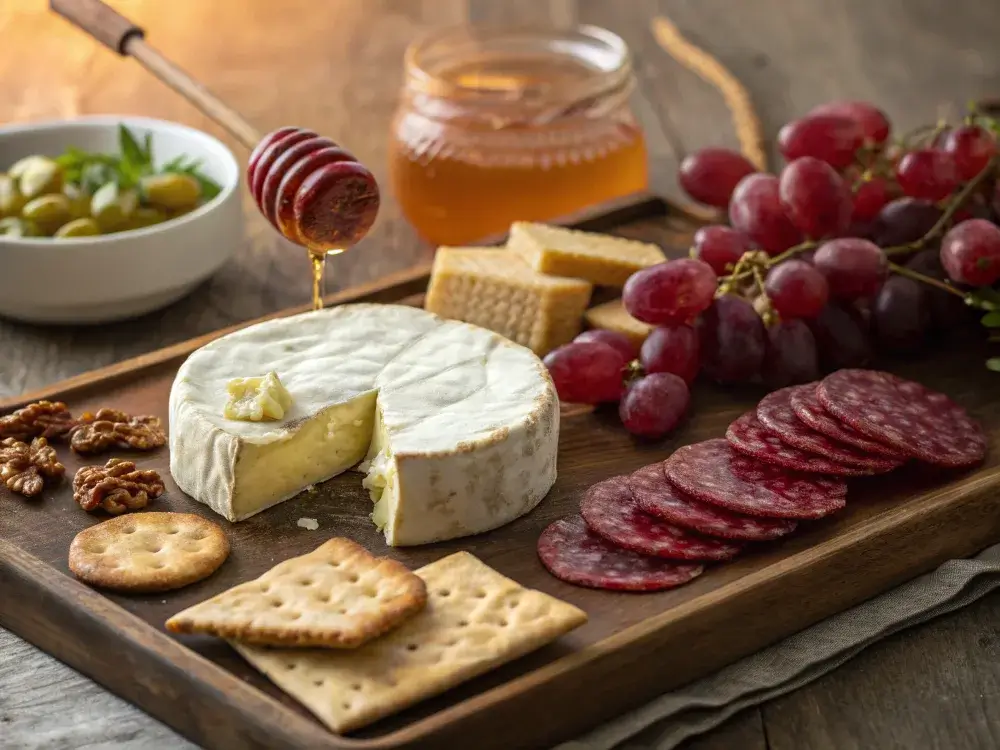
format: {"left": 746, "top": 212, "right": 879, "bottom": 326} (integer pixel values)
{"left": 389, "top": 26, "right": 649, "bottom": 246}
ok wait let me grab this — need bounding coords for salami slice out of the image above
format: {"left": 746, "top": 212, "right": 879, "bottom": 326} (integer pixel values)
{"left": 790, "top": 383, "right": 908, "bottom": 459}
{"left": 581, "top": 477, "right": 742, "bottom": 560}
{"left": 664, "top": 439, "right": 847, "bottom": 519}
{"left": 537, "top": 515, "right": 705, "bottom": 592}
{"left": 817, "top": 369, "right": 987, "bottom": 468}
{"left": 756, "top": 386, "right": 902, "bottom": 473}
{"left": 628, "top": 463, "right": 797, "bottom": 541}
{"left": 727, "top": 410, "right": 875, "bottom": 477}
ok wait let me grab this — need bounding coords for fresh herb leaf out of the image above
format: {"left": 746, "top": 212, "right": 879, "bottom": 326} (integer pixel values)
{"left": 143, "top": 132, "right": 153, "bottom": 164}
{"left": 966, "top": 287, "right": 1000, "bottom": 310}
{"left": 981, "top": 311, "right": 1000, "bottom": 328}
{"left": 119, "top": 125, "right": 149, "bottom": 168}
{"left": 987, "top": 357, "right": 1000, "bottom": 372}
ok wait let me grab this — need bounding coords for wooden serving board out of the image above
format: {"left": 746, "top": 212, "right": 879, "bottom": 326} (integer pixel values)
{"left": 3, "top": 193, "right": 1000, "bottom": 750}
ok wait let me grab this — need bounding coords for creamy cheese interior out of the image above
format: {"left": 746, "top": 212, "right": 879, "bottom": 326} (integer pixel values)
{"left": 232, "top": 393, "right": 376, "bottom": 520}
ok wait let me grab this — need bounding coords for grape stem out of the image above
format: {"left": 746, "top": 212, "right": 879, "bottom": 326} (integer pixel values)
{"left": 883, "top": 153, "right": 1000, "bottom": 257}
{"left": 886, "top": 262, "right": 966, "bottom": 298}
{"left": 720, "top": 154, "right": 999, "bottom": 294}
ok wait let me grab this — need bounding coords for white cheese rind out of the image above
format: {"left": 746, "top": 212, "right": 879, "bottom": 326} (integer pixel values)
{"left": 168, "top": 304, "right": 559, "bottom": 545}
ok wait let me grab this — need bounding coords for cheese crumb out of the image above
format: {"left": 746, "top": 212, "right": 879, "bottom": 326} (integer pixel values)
{"left": 224, "top": 371, "right": 293, "bottom": 421}
{"left": 296, "top": 517, "right": 319, "bottom": 530}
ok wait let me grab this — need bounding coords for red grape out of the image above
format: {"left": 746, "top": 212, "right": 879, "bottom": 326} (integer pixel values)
{"left": 872, "top": 275, "right": 930, "bottom": 353}
{"left": 940, "top": 218, "right": 1000, "bottom": 286}
{"left": 778, "top": 157, "right": 853, "bottom": 238}
{"left": 761, "top": 319, "right": 820, "bottom": 388}
{"left": 851, "top": 177, "right": 890, "bottom": 222}
{"left": 574, "top": 329, "right": 637, "bottom": 361}
{"left": 640, "top": 324, "right": 700, "bottom": 384}
{"left": 807, "top": 303, "right": 872, "bottom": 370}
{"left": 692, "top": 225, "right": 749, "bottom": 275}
{"left": 619, "top": 373, "right": 690, "bottom": 438}
{"left": 729, "top": 173, "right": 803, "bottom": 255}
{"left": 808, "top": 101, "right": 891, "bottom": 146}
{"left": 905, "top": 249, "right": 970, "bottom": 330}
{"left": 778, "top": 114, "right": 864, "bottom": 169}
{"left": 895, "top": 149, "right": 959, "bottom": 201}
{"left": 764, "top": 259, "right": 829, "bottom": 319}
{"left": 871, "top": 197, "right": 943, "bottom": 246}
{"left": 622, "top": 259, "right": 718, "bottom": 325}
{"left": 992, "top": 181, "right": 1000, "bottom": 220}
{"left": 813, "top": 237, "right": 889, "bottom": 300}
{"left": 543, "top": 341, "right": 627, "bottom": 404}
{"left": 678, "top": 148, "right": 757, "bottom": 209}
{"left": 698, "top": 295, "right": 766, "bottom": 383}
{"left": 940, "top": 125, "right": 997, "bottom": 181}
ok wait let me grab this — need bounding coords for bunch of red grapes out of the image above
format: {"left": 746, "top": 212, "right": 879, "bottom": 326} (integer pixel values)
{"left": 545, "top": 100, "right": 1000, "bottom": 438}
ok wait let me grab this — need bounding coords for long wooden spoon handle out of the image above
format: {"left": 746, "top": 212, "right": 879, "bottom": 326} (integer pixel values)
{"left": 50, "top": 0, "right": 261, "bottom": 149}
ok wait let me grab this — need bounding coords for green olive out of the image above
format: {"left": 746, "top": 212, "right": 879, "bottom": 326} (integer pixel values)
{"left": 0, "top": 174, "right": 26, "bottom": 218}
{"left": 54, "top": 217, "right": 101, "bottom": 238}
{"left": 124, "top": 206, "right": 167, "bottom": 230}
{"left": 21, "top": 194, "right": 72, "bottom": 235}
{"left": 8, "top": 155, "right": 48, "bottom": 180}
{"left": 90, "top": 182, "right": 138, "bottom": 232}
{"left": 18, "top": 157, "right": 63, "bottom": 200}
{"left": 140, "top": 173, "right": 201, "bottom": 210}
{"left": 0, "top": 217, "right": 40, "bottom": 237}
{"left": 62, "top": 183, "right": 91, "bottom": 219}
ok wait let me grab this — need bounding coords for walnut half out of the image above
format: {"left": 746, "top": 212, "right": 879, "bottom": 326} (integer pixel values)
{"left": 73, "top": 458, "right": 165, "bottom": 515}
{"left": 0, "top": 436, "right": 66, "bottom": 498}
{"left": 70, "top": 408, "right": 166, "bottom": 455}
{"left": 0, "top": 401, "right": 77, "bottom": 442}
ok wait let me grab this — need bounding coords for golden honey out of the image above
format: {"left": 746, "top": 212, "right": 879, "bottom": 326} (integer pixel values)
{"left": 389, "top": 26, "right": 649, "bottom": 246}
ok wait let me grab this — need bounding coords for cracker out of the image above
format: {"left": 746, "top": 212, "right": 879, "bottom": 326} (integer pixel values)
{"left": 68, "top": 512, "right": 229, "bottom": 593}
{"left": 231, "top": 551, "right": 587, "bottom": 734}
{"left": 165, "top": 538, "right": 427, "bottom": 649}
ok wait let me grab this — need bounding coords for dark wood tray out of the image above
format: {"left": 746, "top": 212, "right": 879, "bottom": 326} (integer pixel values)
{"left": 3, "top": 193, "right": 1000, "bottom": 750}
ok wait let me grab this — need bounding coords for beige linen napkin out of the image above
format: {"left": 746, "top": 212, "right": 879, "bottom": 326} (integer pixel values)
{"left": 557, "top": 543, "right": 1000, "bottom": 750}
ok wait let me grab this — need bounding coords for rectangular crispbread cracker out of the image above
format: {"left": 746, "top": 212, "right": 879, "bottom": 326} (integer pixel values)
{"left": 583, "top": 298, "right": 653, "bottom": 348}
{"left": 507, "top": 221, "right": 666, "bottom": 287}
{"left": 231, "top": 551, "right": 587, "bottom": 734}
{"left": 165, "top": 538, "right": 427, "bottom": 648}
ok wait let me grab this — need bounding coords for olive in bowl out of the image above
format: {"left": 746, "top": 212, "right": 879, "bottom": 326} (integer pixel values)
{"left": 0, "top": 116, "right": 243, "bottom": 324}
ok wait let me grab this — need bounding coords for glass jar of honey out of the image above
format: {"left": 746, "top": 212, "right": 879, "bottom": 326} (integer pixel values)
{"left": 389, "top": 25, "right": 649, "bottom": 246}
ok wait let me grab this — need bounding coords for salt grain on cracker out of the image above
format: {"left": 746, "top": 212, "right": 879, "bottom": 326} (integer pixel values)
{"left": 297, "top": 517, "right": 319, "bottom": 530}
{"left": 68, "top": 512, "right": 229, "bottom": 593}
{"left": 232, "top": 551, "right": 587, "bottom": 734}
{"left": 165, "top": 538, "right": 427, "bottom": 649}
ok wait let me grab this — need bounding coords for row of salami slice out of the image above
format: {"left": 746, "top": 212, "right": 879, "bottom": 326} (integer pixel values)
{"left": 538, "top": 369, "right": 987, "bottom": 592}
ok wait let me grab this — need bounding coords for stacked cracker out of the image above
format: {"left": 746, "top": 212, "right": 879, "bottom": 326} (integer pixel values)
{"left": 424, "top": 221, "right": 661, "bottom": 356}
{"left": 165, "top": 538, "right": 587, "bottom": 734}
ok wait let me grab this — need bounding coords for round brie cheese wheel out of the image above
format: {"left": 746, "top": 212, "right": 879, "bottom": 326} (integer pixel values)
{"left": 168, "top": 303, "right": 559, "bottom": 546}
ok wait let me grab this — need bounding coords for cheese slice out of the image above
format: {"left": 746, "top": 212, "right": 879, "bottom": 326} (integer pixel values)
{"left": 583, "top": 298, "right": 653, "bottom": 348}
{"left": 424, "top": 247, "right": 592, "bottom": 356}
{"left": 507, "top": 221, "right": 666, "bottom": 287}
{"left": 168, "top": 304, "right": 559, "bottom": 546}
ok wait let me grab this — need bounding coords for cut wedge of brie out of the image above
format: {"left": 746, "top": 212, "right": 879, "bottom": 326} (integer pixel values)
{"left": 168, "top": 304, "right": 559, "bottom": 546}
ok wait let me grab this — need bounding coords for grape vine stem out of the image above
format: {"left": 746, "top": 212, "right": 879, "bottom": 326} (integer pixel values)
{"left": 883, "top": 153, "right": 1000, "bottom": 257}
{"left": 886, "top": 262, "right": 965, "bottom": 297}
{"left": 720, "top": 153, "right": 1000, "bottom": 294}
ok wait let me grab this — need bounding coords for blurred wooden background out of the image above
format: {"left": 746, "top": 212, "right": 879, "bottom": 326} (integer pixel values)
{"left": 2, "top": 1, "right": 1000, "bottom": 749}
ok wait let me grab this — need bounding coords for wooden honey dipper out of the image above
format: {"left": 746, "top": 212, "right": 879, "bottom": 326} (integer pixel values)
{"left": 50, "top": 0, "right": 381, "bottom": 309}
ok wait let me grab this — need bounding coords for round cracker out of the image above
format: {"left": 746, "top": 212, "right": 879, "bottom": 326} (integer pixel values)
{"left": 69, "top": 512, "right": 229, "bottom": 593}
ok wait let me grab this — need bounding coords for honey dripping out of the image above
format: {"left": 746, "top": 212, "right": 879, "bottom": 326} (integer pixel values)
{"left": 390, "top": 56, "right": 649, "bottom": 247}
{"left": 310, "top": 251, "right": 326, "bottom": 311}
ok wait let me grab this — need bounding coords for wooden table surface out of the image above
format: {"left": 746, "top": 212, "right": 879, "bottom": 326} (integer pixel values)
{"left": 2, "top": 1, "right": 1000, "bottom": 748}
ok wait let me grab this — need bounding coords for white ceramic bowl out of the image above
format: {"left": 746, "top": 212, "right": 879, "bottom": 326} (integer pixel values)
{"left": 0, "top": 116, "right": 243, "bottom": 324}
